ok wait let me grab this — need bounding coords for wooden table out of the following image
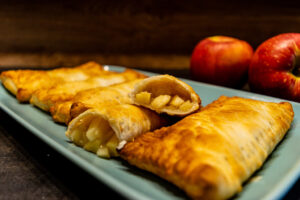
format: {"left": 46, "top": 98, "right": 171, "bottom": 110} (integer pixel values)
{"left": 0, "top": 108, "right": 126, "bottom": 199}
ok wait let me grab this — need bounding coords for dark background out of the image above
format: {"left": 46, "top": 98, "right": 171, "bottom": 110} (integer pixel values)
{"left": 0, "top": 0, "right": 299, "bottom": 69}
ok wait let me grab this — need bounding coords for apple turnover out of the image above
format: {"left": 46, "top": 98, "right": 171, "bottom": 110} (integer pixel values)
{"left": 131, "top": 75, "right": 201, "bottom": 116}
{"left": 50, "top": 79, "right": 143, "bottom": 124}
{"left": 66, "top": 104, "right": 167, "bottom": 158}
{"left": 120, "top": 96, "right": 294, "bottom": 200}
{"left": 30, "top": 69, "right": 146, "bottom": 112}
{"left": 0, "top": 61, "right": 104, "bottom": 102}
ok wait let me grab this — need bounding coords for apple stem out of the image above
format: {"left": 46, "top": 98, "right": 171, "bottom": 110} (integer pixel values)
{"left": 292, "top": 68, "right": 300, "bottom": 76}
{"left": 292, "top": 52, "right": 300, "bottom": 76}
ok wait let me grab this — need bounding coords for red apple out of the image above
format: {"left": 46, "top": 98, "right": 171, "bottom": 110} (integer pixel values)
{"left": 190, "top": 36, "right": 253, "bottom": 88}
{"left": 248, "top": 33, "right": 300, "bottom": 102}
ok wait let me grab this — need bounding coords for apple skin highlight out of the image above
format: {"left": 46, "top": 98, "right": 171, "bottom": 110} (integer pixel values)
{"left": 249, "top": 33, "right": 300, "bottom": 102}
{"left": 190, "top": 36, "right": 253, "bottom": 88}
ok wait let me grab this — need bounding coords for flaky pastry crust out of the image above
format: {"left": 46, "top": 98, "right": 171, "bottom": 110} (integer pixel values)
{"left": 120, "top": 96, "right": 294, "bottom": 200}
{"left": 130, "top": 75, "right": 201, "bottom": 116}
{"left": 50, "top": 79, "right": 143, "bottom": 124}
{"left": 0, "top": 61, "right": 104, "bottom": 102}
{"left": 30, "top": 69, "right": 146, "bottom": 111}
{"left": 66, "top": 104, "right": 167, "bottom": 158}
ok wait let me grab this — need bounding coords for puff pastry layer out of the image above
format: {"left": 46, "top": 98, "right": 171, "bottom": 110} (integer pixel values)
{"left": 0, "top": 61, "right": 104, "bottom": 102}
{"left": 30, "top": 69, "right": 145, "bottom": 111}
{"left": 130, "top": 75, "right": 201, "bottom": 116}
{"left": 120, "top": 96, "right": 294, "bottom": 200}
{"left": 50, "top": 79, "right": 143, "bottom": 124}
{"left": 66, "top": 104, "right": 167, "bottom": 158}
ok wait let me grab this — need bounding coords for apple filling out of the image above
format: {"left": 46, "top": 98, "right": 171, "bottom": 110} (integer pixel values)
{"left": 135, "top": 92, "right": 193, "bottom": 112}
{"left": 135, "top": 91, "right": 151, "bottom": 105}
{"left": 71, "top": 117, "right": 119, "bottom": 158}
{"left": 150, "top": 95, "right": 171, "bottom": 109}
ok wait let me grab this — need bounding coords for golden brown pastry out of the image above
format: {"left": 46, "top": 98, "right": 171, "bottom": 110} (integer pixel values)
{"left": 130, "top": 75, "right": 201, "bottom": 116}
{"left": 30, "top": 69, "right": 146, "bottom": 112}
{"left": 120, "top": 96, "right": 294, "bottom": 200}
{"left": 50, "top": 79, "right": 144, "bottom": 124}
{"left": 0, "top": 69, "right": 59, "bottom": 102}
{"left": 0, "top": 61, "right": 104, "bottom": 102}
{"left": 66, "top": 104, "right": 167, "bottom": 158}
{"left": 47, "top": 61, "right": 105, "bottom": 81}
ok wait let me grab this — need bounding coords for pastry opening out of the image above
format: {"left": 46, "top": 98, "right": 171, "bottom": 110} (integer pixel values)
{"left": 135, "top": 92, "right": 193, "bottom": 112}
{"left": 133, "top": 76, "right": 197, "bottom": 113}
{"left": 69, "top": 114, "right": 119, "bottom": 158}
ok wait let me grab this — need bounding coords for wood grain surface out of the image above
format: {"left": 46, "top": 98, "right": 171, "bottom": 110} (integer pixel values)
{"left": 0, "top": 0, "right": 299, "bottom": 69}
{"left": 0, "top": 109, "right": 124, "bottom": 200}
{"left": 0, "top": 53, "right": 190, "bottom": 70}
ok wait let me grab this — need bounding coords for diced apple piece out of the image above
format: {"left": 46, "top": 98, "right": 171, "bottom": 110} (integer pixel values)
{"left": 150, "top": 95, "right": 171, "bottom": 109}
{"left": 97, "top": 146, "right": 110, "bottom": 158}
{"left": 135, "top": 91, "right": 151, "bottom": 105}
{"left": 86, "top": 118, "right": 101, "bottom": 141}
{"left": 84, "top": 140, "right": 101, "bottom": 153}
{"left": 86, "top": 118, "right": 112, "bottom": 142}
{"left": 72, "top": 129, "right": 88, "bottom": 146}
{"left": 169, "top": 95, "right": 185, "bottom": 107}
{"left": 106, "top": 135, "right": 119, "bottom": 157}
{"left": 179, "top": 100, "right": 193, "bottom": 112}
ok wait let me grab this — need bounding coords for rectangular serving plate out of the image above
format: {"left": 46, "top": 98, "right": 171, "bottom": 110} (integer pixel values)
{"left": 1, "top": 65, "right": 300, "bottom": 200}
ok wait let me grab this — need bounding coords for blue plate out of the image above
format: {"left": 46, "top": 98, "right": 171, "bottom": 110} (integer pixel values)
{"left": 0, "top": 65, "right": 300, "bottom": 200}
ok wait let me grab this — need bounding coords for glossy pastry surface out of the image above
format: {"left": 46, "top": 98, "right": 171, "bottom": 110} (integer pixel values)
{"left": 120, "top": 96, "right": 294, "bottom": 200}
{"left": 50, "top": 79, "right": 143, "bottom": 124}
{"left": 30, "top": 69, "right": 145, "bottom": 111}
{"left": 0, "top": 61, "right": 104, "bottom": 102}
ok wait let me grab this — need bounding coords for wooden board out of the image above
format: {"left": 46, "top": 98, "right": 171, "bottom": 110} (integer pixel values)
{"left": 0, "top": 0, "right": 299, "bottom": 69}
